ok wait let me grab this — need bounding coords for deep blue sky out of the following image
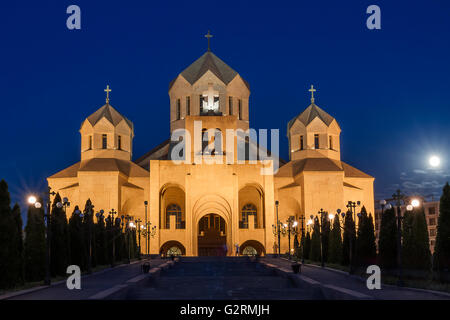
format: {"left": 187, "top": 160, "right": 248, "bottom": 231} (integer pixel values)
{"left": 1, "top": 0, "right": 450, "bottom": 219}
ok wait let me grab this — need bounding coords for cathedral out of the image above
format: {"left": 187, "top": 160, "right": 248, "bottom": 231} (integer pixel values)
{"left": 48, "top": 43, "right": 375, "bottom": 257}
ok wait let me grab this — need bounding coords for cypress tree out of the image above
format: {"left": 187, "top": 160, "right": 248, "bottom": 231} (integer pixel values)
{"left": 0, "top": 180, "right": 22, "bottom": 288}
{"left": 412, "top": 207, "right": 431, "bottom": 270}
{"left": 24, "top": 199, "right": 46, "bottom": 282}
{"left": 105, "top": 215, "right": 113, "bottom": 264}
{"left": 434, "top": 182, "right": 450, "bottom": 281}
{"left": 356, "top": 207, "right": 377, "bottom": 267}
{"left": 402, "top": 208, "right": 415, "bottom": 270}
{"left": 310, "top": 218, "right": 321, "bottom": 262}
{"left": 378, "top": 206, "right": 397, "bottom": 270}
{"left": 69, "top": 206, "right": 86, "bottom": 271}
{"left": 342, "top": 210, "right": 356, "bottom": 266}
{"left": 12, "top": 204, "right": 24, "bottom": 284}
{"left": 328, "top": 215, "right": 343, "bottom": 264}
{"left": 82, "top": 199, "right": 96, "bottom": 268}
{"left": 95, "top": 212, "right": 107, "bottom": 266}
{"left": 304, "top": 231, "right": 311, "bottom": 260}
{"left": 321, "top": 215, "right": 330, "bottom": 263}
{"left": 50, "top": 193, "right": 69, "bottom": 276}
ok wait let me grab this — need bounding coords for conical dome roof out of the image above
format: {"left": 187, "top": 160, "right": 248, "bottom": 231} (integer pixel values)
{"left": 86, "top": 104, "right": 133, "bottom": 130}
{"left": 288, "top": 103, "right": 336, "bottom": 130}
{"left": 169, "top": 51, "right": 249, "bottom": 89}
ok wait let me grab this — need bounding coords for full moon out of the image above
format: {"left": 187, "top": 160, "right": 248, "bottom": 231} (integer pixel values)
{"left": 429, "top": 155, "right": 441, "bottom": 168}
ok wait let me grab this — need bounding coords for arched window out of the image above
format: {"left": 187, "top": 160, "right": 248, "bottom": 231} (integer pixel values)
{"left": 166, "top": 204, "right": 184, "bottom": 229}
{"left": 240, "top": 204, "right": 257, "bottom": 229}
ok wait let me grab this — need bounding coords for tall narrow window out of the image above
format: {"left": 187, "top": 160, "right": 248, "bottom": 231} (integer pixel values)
{"left": 176, "top": 99, "right": 181, "bottom": 120}
{"left": 300, "top": 136, "right": 304, "bottom": 150}
{"left": 199, "top": 94, "right": 204, "bottom": 114}
{"left": 229, "top": 96, "right": 233, "bottom": 115}
{"left": 88, "top": 135, "right": 92, "bottom": 150}
{"left": 314, "top": 134, "right": 319, "bottom": 149}
{"left": 238, "top": 99, "right": 242, "bottom": 120}
{"left": 240, "top": 204, "right": 257, "bottom": 229}
{"left": 118, "top": 135, "right": 122, "bottom": 150}
{"left": 165, "top": 204, "right": 184, "bottom": 229}
{"left": 102, "top": 134, "right": 107, "bottom": 149}
{"left": 329, "top": 136, "right": 333, "bottom": 150}
{"left": 186, "top": 96, "right": 190, "bottom": 116}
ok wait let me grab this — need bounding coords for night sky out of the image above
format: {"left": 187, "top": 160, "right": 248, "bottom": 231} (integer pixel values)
{"left": 1, "top": 0, "right": 450, "bottom": 220}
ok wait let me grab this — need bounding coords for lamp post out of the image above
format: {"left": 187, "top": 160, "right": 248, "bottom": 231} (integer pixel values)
{"left": 143, "top": 222, "right": 157, "bottom": 258}
{"left": 122, "top": 215, "right": 133, "bottom": 264}
{"left": 144, "top": 201, "right": 149, "bottom": 256}
{"left": 299, "top": 215, "right": 305, "bottom": 264}
{"left": 28, "top": 188, "right": 57, "bottom": 285}
{"left": 109, "top": 209, "right": 118, "bottom": 267}
{"left": 128, "top": 221, "right": 136, "bottom": 263}
{"left": 274, "top": 201, "right": 281, "bottom": 256}
{"left": 346, "top": 201, "right": 360, "bottom": 273}
{"left": 135, "top": 219, "right": 142, "bottom": 259}
{"left": 283, "top": 216, "right": 298, "bottom": 260}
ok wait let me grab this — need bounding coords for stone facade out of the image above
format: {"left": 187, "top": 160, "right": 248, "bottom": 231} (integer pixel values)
{"left": 48, "top": 50, "right": 375, "bottom": 257}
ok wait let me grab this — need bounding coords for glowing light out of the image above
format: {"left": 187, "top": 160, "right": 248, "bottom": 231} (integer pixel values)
{"left": 406, "top": 205, "right": 413, "bottom": 211}
{"left": 411, "top": 199, "right": 420, "bottom": 207}
{"left": 429, "top": 155, "right": 440, "bottom": 168}
{"left": 307, "top": 219, "right": 313, "bottom": 225}
{"left": 292, "top": 221, "right": 298, "bottom": 227}
{"left": 34, "top": 202, "right": 42, "bottom": 209}
{"left": 28, "top": 196, "right": 37, "bottom": 205}
{"left": 328, "top": 214, "right": 335, "bottom": 220}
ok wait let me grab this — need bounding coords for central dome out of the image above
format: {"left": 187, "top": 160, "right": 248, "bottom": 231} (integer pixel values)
{"left": 169, "top": 51, "right": 249, "bottom": 89}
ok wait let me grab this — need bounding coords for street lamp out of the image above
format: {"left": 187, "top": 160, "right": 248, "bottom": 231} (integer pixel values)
{"left": 298, "top": 215, "right": 305, "bottom": 264}
{"left": 128, "top": 220, "right": 136, "bottom": 263}
{"left": 272, "top": 200, "right": 281, "bottom": 256}
{"left": 135, "top": 218, "right": 142, "bottom": 259}
{"left": 142, "top": 221, "right": 157, "bottom": 258}
{"left": 282, "top": 216, "right": 298, "bottom": 260}
{"left": 108, "top": 209, "right": 118, "bottom": 267}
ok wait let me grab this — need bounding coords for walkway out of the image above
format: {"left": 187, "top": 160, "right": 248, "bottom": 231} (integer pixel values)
{"left": 263, "top": 257, "right": 450, "bottom": 300}
{"left": 6, "top": 258, "right": 167, "bottom": 300}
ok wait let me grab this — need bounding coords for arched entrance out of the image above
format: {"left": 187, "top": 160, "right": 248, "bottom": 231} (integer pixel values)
{"left": 240, "top": 240, "right": 265, "bottom": 256}
{"left": 198, "top": 214, "right": 227, "bottom": 256}
{"left": 160, "top": 241, "right": 186, "bottom": 257}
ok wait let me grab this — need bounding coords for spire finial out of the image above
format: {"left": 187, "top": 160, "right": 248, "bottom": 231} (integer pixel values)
{"left": 205, "top": 30, "right": 213, "bottom": 52}
{"left": 104, "top": 85, "right": 111, "bottom": 104}
{"left": 309, "top": 85, "right": 316, "bottom": 103}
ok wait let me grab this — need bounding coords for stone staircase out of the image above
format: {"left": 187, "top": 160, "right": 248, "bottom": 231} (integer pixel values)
{"left": 126, "top": 257, "right": 322, "bottom": 299}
